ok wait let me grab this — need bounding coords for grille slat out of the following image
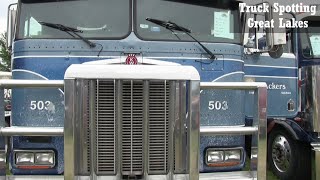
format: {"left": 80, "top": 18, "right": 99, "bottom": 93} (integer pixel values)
{"left": 96, "top": 80, "right": 116, "bottom": 174}
{"left": 148, "top": 81, "right": 170, "bottom": 174}
{"left": 121, "top": 81, "right": 143, "bottom": 175}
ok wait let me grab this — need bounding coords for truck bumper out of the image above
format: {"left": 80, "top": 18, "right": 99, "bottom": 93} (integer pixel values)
{"left": 5, "top": 171, "right": 257, "bottom": 180}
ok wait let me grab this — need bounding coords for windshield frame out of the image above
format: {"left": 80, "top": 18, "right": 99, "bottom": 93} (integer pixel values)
{"left": 133, "top": 0, "right": 242, "bottom": 45}
{"left": 16, "top": 0, "right": 132, "bottom": 40}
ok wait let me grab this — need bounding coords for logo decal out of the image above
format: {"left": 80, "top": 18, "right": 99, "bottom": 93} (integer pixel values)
{"left": 125, "top": 54, "right": 138, "bottom": 65}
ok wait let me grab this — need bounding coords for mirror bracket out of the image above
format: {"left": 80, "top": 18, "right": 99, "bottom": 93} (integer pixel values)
{"left": 6, "top": 3, "right": 17, "bottom": 50}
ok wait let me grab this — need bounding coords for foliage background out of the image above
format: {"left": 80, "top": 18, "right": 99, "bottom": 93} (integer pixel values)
{"left": 0, "top": 33, "right": 11, "bottom": 72}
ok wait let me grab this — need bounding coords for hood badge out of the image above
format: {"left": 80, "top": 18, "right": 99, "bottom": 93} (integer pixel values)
{"left": 125, "top": 54, "right": 138, "bottom": 65}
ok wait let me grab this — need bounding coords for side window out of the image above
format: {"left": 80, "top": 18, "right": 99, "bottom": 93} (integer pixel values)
{"left": 24, "top": 17, "right": 42, "bottom": 38}
{"left": 283, "top": 30, "right": 293, "bottom": 53}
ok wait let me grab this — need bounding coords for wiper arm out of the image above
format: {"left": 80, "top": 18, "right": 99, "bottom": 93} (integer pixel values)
{"left": 146, "top": 18, "right": 215, "bottom": 59}
{"left": 39, "top": 21, "right": 96, "bottom": 48}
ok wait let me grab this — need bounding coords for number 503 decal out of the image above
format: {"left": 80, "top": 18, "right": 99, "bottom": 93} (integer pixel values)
{"left": 208, "top": 101, "right": 228, "bottom": 110}
{"left": 30, "top": 101, "right": 52, "bottom": 110}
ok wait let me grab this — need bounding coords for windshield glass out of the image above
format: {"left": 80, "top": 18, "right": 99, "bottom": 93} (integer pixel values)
{"left": 135, "top": 0, "right": 241, "bottom": 44}
{"left": 18, "top": 0, "right": 130, "bottom": 39}
{"left": 300, "top": 20, "right": 320, "bottom": 58}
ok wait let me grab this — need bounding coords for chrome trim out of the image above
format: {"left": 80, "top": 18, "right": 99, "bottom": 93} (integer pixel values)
{"left": 311, "top": 142, "right": 320, "bottom": 180}
{"left": 168, "top": 81, "right": 176, "bottom": 179}
{"left": 65, "top": 65, "right": 200, "bottom": 81}
{"left": 81, "top": 80, "right": 90, "bottom": 174}
{"left": 112, "top": 80, "right": 116, "bottom": 174}
{"left": 64, "top": 79, "right": 76, "bottom": 180}
{"left": 0, "top": 127, "right": 63, "bottom": 136}
{"left": 200, "top": 82, "right": 267, "bottom": 180}
{"left": 143, "top": 80, "right": 149, "bottom": 179}
{"left": 90, "top": 80, "right": 97, "bottom": 180}
{"left": 3, "top": 171, "right": 258, "bottom": 180}
{"left": 199, "top": 171, "right": 256, "bottom": 180}
{"left": 130, "top": 81, "right": 133, "bottom": 174}
{"left": 164, "top": 81, "right": 167, "bottom": 174}
{"left": 6, "top": 176, "right": 64, "bottom": 180}
{"left": 200, "top": 126, "right": 258, "bottom": 135}
{"left": 254, "top": 83, "right": 267, "bottom": 180}
{"left": 0, "top": 78, "right": 64, "bottom": 163}
{"left": 174, "top": 81, "right": 187, "bottom": 173}
{"left": 304, "top": 65, "right": 320, "bottom": 132}
{"left": 74, "top": 80, "right": 83, "bottom": 174}
{"left": 188, "top": 80, "right": 200, "bottom": 180}
{"left": 116, "top": 80, "right": 122, "bottom": 179}
{"left": 200, "top": 82, "right": 268, "bottom": 90}
{"left": 0, "top": 80, "right": 64, "bottom": 88}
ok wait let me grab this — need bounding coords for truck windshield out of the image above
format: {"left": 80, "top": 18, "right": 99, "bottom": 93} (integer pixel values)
{"left": 18, "top": 0, "right": 130, "bottom": 39}
{"left": 135, "top": 0, "right": 241, "bottom": 44}
{"left": 300, "top": 20, "right": 320, "bottom": 58}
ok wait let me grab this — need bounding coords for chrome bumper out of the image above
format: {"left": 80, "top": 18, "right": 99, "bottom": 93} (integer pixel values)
{"left": 0, "top": 80, "right": 267, "bottom": 180}
{"left": 5, "top": 171, "right": 257, "bottom": 180}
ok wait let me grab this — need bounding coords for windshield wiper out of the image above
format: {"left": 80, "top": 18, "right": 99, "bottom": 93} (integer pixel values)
{"left": 39, "top": 21, "right": 96, "bottom": 48}
{"left": 146, "top": 17, "right": 215, "bottom": 59}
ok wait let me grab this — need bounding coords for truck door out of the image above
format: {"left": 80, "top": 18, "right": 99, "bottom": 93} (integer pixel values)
{"left": 244, "top": 16, "right": 298, "bottom": 118}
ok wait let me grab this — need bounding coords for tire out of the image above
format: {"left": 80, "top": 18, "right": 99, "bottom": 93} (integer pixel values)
{"left": 267, "top": 128, "right": 311, "bottom": 180}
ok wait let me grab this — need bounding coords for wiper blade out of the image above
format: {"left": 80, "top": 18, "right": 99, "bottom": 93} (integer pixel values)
{"left": 146, "top": 18, "right": 215, "bottom": 59}
{"left": 39, "top": 22, "right": 82, "bottom": 33}
{"left": 146, "top": 18, "right": 191, "bottom": 33}
{"left": 39, "top": 21, "right": 96, "bottom": 48}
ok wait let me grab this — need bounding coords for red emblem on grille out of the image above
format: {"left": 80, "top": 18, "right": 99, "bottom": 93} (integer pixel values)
{"left": 125, "top": 54, "right": 138, "bottom": 65}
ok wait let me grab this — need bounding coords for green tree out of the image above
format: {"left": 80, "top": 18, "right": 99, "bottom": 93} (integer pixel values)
{"left": 0, "top": 33, "right": 11, "bottom": 72}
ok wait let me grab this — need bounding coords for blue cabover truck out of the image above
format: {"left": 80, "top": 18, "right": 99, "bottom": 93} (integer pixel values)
{"left": 249, "top": 10, "right": 320, "bottom": 180}
{"left": 265, "top": 13, "right": 320, "bottom": 180}
{"left": 0, "top": 0, "right": 293, "bottom": 179}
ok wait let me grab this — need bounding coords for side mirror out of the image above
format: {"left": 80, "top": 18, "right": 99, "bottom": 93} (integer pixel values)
{"left": 243, "top": 3, "right": 287, "bottom": 58}
{"left": 265, "top": 3, "right": 286, "bottom": 58}
{"left": 7, "top": 3, "right": 17, "bottom": 50}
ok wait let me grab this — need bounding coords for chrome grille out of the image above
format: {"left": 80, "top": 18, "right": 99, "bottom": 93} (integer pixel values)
{"left": 92, "top": 80, "right": 172, "bottom": 176}
{"left": 67, "top": 65, "right": 200, "bottom": 179}
{"left": 121, "top": 81, "right": 143, "bottom": 175}
{"left": 148, "top": 81, "right": 170, "bottom": 174}
{"left": 96, "top": 80, "right": 116, "bottom": 174}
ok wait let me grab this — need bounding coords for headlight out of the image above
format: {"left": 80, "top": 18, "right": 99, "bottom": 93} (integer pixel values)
{"left": 205, "top": 148, "right": 243, "bottom": 167}
{"left": 206, "top": 150, "right": 224, "bottom": 163}
{"left": 35, "top": 152, "right": 54, "bottom": 165}
{"left": 15, "top": 152, "right": 34, "bottom": 165}
{"left": 224, "top": 150, "right": 241, "bottom": 162}
{"left": 14, "top": 150, "right": 55, "bottom": 168}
